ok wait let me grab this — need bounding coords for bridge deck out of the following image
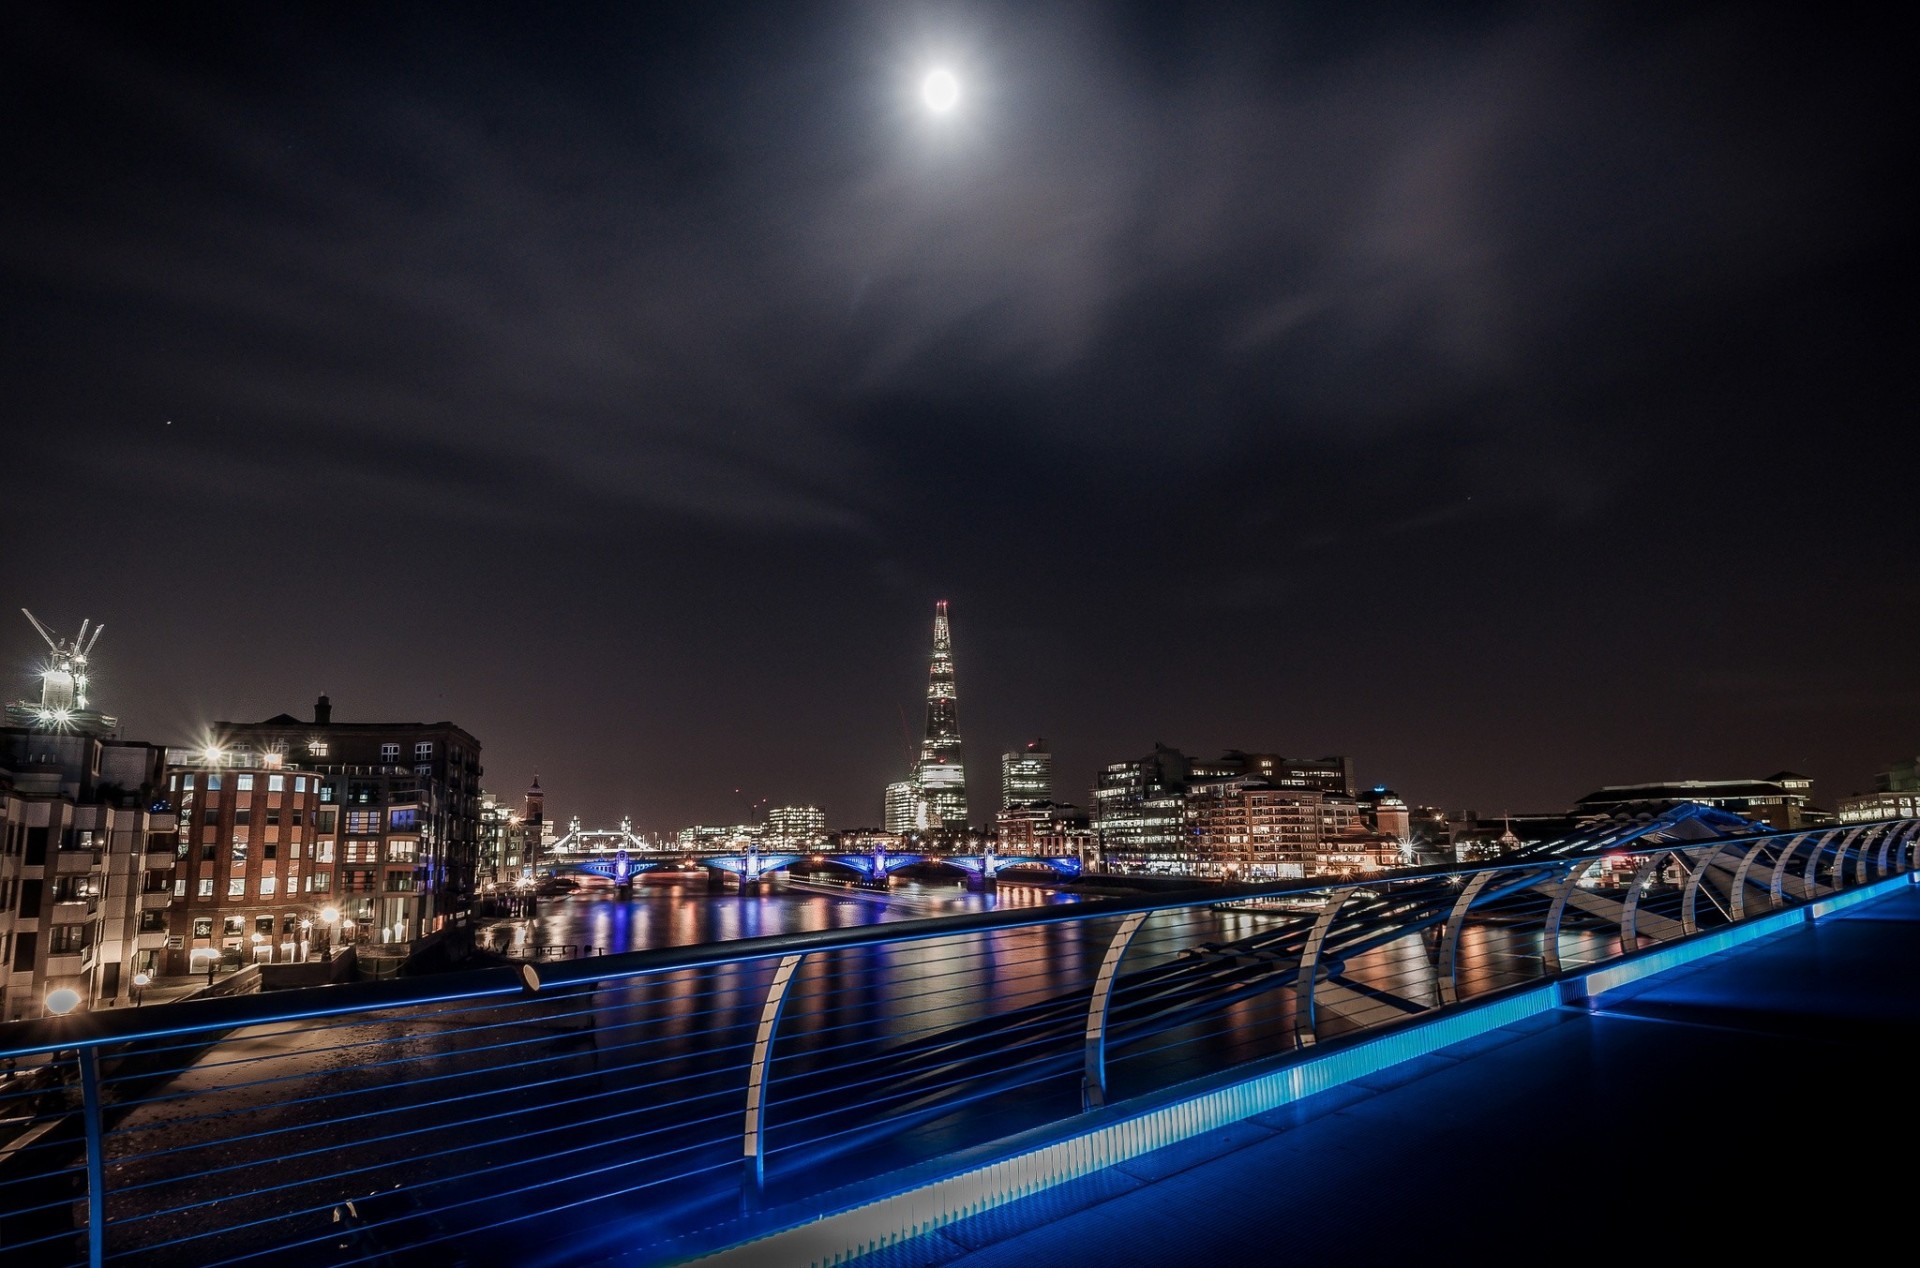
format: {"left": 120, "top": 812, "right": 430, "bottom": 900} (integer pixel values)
{"left": 833, "top": 880, "right": 1920, "bottom": 1267}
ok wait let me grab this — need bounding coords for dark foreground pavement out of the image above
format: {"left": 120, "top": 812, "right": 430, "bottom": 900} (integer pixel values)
{"left": 843, "top": 882, "right": 1920, "bottom": 1268}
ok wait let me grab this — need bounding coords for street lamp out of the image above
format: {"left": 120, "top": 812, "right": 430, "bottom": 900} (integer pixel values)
{"left": 45, "top": 987, "right": 81, "bottom": 1017}
{"left": 132, "top": 971, "right": 151, "bottom": 1006}
{"left": 320, "top": 905, "right": 341, "bottom": 960}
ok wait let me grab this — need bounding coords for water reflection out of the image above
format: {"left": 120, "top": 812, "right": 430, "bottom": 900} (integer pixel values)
{"left": 480, "top": 873, "right": 1081, "bottom": 957}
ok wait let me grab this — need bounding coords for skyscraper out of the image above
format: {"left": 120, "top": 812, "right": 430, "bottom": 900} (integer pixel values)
{"left": 1001, "top": 739, "right": 1053, "bottom": 809}
{"left": 913, "top": 601, "right": 969, "bottom": 831}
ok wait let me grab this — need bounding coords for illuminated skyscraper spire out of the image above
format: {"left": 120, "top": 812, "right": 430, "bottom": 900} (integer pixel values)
{"left": 914, "top": 600, "right": 969, "bottom": 831}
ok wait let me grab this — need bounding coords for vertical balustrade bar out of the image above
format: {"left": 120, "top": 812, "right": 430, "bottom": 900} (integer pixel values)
{"left": 77, "top": 1045, "right": 105, "bottom": 1268}
{"left": 742, "top": 952, "right": 804, "bottom": 1204}
{"left": 1083, "top": 912, "right": 1148, "bottom": 1111}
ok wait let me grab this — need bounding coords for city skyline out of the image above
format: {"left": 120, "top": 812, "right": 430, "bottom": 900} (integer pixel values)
{"left": 4, "top": 4, "right": 1913, "bottom": 829}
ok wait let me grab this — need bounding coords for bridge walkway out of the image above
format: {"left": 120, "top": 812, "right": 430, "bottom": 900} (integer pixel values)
{"left": 839, "top": 880, "right": 1920, "bottom": 1267}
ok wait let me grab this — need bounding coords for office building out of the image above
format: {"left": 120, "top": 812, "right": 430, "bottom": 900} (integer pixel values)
{"left": 884, "top": 779, "right": 927, "bottom": 835}
{"left": 1573, "top": 773, "right": 1831, "bottom": 831}
{"left": 765, "top": 805, "right": 827, "bottom": 849}
{"left": 1001, "top": 740, "right": 1053, "bottom": 809}
{"left": 214, "top": 696, "right": 482, "bottom": 943}
{"left": 161, "top": 750, "right": 328, "bottom": 972}
{"left": 1838, "top": 756, "right": 1920, "bottom": 823}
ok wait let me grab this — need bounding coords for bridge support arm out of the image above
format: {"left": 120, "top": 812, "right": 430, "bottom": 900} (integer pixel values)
{"left": 1083, "top": 912, "right": 1148, "bottom": 1111}
{"left": 743, "top": 952, "right": 804, "bottom": 1204}
{"left": 1294, "top": 887, "right": 1357, "bottom": 1049}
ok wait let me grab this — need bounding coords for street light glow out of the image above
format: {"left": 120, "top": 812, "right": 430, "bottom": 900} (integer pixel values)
{"left": 46, "top": 987, "right": 82, "bottom": 1016}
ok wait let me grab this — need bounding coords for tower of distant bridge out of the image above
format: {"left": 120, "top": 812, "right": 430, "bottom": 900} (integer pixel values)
{"left": 914, "top": 601, "right": 969, "bottom": 831}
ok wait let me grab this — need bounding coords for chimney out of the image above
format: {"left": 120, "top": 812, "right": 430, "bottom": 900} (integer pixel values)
{"left": 315, "top": 694, "right": 332, "bottom": 725}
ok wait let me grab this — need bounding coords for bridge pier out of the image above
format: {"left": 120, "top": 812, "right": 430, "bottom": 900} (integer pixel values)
{"left": 740, "top": 877, "right": 766, "bottom": 896}
{"left": 705, "top": 869, "right": 730, "bottom": 893}
{"left": 966, "top": 873, "right": 998, "bottom": 893}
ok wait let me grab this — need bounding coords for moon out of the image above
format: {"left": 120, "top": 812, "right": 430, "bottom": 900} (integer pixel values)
{"left": 922, "top": 68, "right": 960, "bottom": 114}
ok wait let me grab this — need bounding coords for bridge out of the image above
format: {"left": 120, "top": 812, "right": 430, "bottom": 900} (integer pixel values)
{"left": 543, "top": 833, "right": 1084, "bottom": 890}
{"left": 1, "top": 804, "right": 1914, "bottom": 1267}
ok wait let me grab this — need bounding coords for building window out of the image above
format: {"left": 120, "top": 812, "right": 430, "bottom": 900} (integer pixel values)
{"left": 346, "top": 840, "right": 380, "bottom": 863}
{"left": 268, "top": 775, "right": 285, "bottom": 793}
{"left": 414, "top": 742, "right": 433, "bottom": 760}
{"left": 388, "top": 839, "right": 417, "bottom": 862}
{"left": 316, "top": 810, "right": 336, "bottom": 833}
{"left": 181, "top": 774, "right": 195, "bottom": 791}
{"left": 229, "top": 877, "right": 246, "bottom": 897}
{"left": 308, "top": 739, "right": 328, "bottom": 758}
{"left": 346, "top": 810, "right": 381, "bottom": 835}
{"left": 294, "top": 776, "right": 307, "bottom": 793}
{"left": 174, "top": 878, "right": 187, "bottom": 896}
{"left": 319, "top": 783, "right": 334, "bottom": 804}
{"left": 49, "top": 925, "right": 86, "bottom": 955}
{"left": 380, "top": 744, "right": 400, "bottom": 763}
{"left": 314, "top": 840, "right": 335, "bottom": 863}
{"left": 309, "top": 872, "right": 332, "bottom": 893}
{"left": 266, "top": 809, "right": 281, "bottom": 827}
{"left": 234, "top": 808, "right": 251, "bottom": 826}
{"left": 192, "top": 917, "right": 213, "bottom": 938}
{"left": 385, "top": 873, "right": 415, "bottom": 892}
{"left": 390, "top": 807, "right": 417, "bottom": 832}
{"left": 207, "top": 774, "right": 222, "bottom": 791}
{"left": 198, "top": 878, "right": 214, "bottom": 898}
{"left": 260, "top": 876, "right": 277, "bottom": 896}
{"left": 237, "top": 774, "right": 254, "bottom": 792}
{"left": 224, "top": 917, "right": 243, "bottom": 936}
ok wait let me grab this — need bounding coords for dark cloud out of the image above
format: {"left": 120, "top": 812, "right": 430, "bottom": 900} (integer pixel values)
{"left": 3, "top": 2, "right": 1912, "bottom": 825}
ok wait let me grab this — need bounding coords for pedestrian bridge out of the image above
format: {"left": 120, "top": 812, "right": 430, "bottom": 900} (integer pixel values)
{"left": 1, "top": 806, "right": 1913, "bottom": 1267}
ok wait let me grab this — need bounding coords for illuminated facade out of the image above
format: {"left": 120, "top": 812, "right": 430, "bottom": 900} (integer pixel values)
{"left": 912, "top": 602, "right": 969, "bottom": 831}
{"left": 1838, "top": 757, "right": 1920, "bottom": 823}
{"left": 1091, "top": 746, "right": 1193, "bottom": 872}
{"left": 2, "top": 729, "right": 176, "bottom": 1019}
{"left": 162, "top": 753, "right": 326, "bottom": 972}
{"left": 765, "top": 805, "right": 827, "bottom": 849}
{"left": 994, "top": 802, "right": 1094, "bottom": 867}
{"left": 1001, "top": 739, "right": 1053, "bottom": 809}
{"left": 883, "top": 780, "right": 927, "bottom": 834}
{"left": 214, "top": 696, "right": 482, "bottom": 942}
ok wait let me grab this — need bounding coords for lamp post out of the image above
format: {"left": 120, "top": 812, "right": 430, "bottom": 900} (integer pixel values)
{"left": 131, "top": 972, "right": 150, "bottom": 1007}
{"left": 320, "top": 905, "right": 341, "bottom": 961}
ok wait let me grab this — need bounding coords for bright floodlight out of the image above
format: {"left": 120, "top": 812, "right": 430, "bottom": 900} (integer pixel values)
{"left": 923, "top": 67, "right": 960, "bottom": 114}
{"left": 46, "top": 987, "right": 82, "bottom": 1016}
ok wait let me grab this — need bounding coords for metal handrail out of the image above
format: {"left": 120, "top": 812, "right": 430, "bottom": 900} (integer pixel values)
{"left": 0, "top": 815, "right": 1908, "bottom": 1268}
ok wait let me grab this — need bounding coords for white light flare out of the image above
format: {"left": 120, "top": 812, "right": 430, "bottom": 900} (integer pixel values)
{"left": 922, "top": 67, "right": 960, "bottom": 115}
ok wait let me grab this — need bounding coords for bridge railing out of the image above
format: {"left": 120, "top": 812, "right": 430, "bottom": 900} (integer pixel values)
{"left": 0, "top": 819, "right": 1913, "bottom": 1267}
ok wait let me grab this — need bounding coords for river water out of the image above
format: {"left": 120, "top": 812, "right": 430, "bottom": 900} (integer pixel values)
{"left": 478, "top": 871, "right": 1084, "bottom": 957}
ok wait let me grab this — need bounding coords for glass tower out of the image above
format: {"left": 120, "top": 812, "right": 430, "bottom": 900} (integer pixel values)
{"left": 913, "top": 601, "right": 969, "bottom": 831}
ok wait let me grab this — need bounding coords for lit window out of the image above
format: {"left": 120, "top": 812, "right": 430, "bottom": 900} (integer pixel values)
{"left": 181, "top": 774, "right": 195, "bottom": 790}
{"left": 229, "top": 877, "right": 246, "bottom": 897}
{"left": 308, "top": 739, "right": 328, "bottom": 758}
{"left": 174, "top": 878, "right": 186, "bottom": 896}
{"left": 268, "top": 775, "right": 285, "bottom": 793}
{"left": 198, "top": 878, "right": 214, "bottom": 897}
{"left": 260, "top": 876, "right": 277, "bottom": 895}
{"left": 380, "top": 744, "right": 400, "bottom": 763}
{"left": 237, "top": 774, "right": 254, "bottom": 792}
{"left": 294, "top": 776, "right": 306, "bottom": 793}
{"left": 414, "top": 741, "right": 433, "bottom": 759}
{"left": 207, "top": 774, "right": 223, "bottom": 791}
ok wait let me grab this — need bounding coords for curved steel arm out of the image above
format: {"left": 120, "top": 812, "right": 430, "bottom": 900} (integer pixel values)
{"left": 743, "top": 952, "right": 805, "bottom": 1198}
{"left": 1681, "top": 842, "right": 1735, "bottom": 935}
{"left": 1294, "top": 887, "right": 1357, "bottom": 1049}
{"left": 1082, "top": 911, "right": 1149, "bottom": 1111}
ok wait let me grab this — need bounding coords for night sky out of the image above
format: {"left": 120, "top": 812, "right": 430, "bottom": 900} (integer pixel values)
{"left": 4, "top": 3, "right": 1912, "bottom": 831}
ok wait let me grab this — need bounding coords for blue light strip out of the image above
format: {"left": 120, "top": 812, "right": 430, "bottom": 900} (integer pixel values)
{"left": 1575, "top": 872, "right": 1909, "bottom": 1000}
{"left": 686, "top": 985, "right": 1560, "bottom": 1266}
{"left": 688, "top": 873, "right": 1913, "bottom": 1267}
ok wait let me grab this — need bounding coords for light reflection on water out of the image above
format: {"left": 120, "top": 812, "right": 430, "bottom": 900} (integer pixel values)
{"left": 481, "top": 873, "right": 1082, "bottom": 957}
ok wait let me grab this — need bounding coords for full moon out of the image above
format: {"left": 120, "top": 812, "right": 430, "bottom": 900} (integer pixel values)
{"left": 922, "top": 68, "right": 960, "bottom": 114}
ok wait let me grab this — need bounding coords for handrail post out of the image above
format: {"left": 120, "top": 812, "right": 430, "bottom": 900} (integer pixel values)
{"left": 742, "top": 952, "right": 803, "bottom": 1208}
{"left": 78, "top": 1045, "right": 106, "bottom": 1268}
{"left": 1083, "top": 912, "right": 1148, "bottom": 1111}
